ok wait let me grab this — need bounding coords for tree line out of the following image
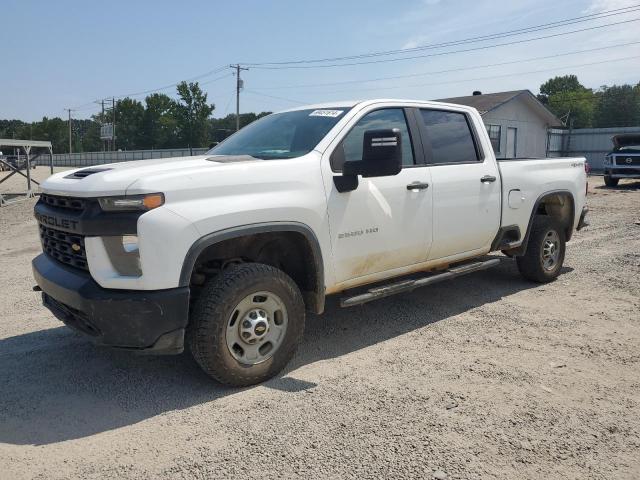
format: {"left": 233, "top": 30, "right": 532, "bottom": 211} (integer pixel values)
{"left": 0, "top": 81, "right": 270, "bottom": 154}
{"left": 537, "top": 75, "right": 640, "bottom": 129}
{"left": 1, "top": 76, "right": 639, "bottom": 154}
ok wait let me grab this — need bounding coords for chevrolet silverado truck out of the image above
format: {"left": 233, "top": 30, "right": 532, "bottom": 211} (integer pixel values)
{"left": 603, "top": 134, "right": 640, "bottom": 187}
{"left": 32, "top": 99, "right": 589, "bottom": 386}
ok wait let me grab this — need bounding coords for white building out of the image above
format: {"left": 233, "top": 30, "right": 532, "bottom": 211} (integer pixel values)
{"left": 438, "top": 90, "right": 563, "bottom": 159}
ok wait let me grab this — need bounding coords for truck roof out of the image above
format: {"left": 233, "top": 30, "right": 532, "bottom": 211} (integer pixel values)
{"left": 279, "top": 99, "right": 478, "bottom": 114}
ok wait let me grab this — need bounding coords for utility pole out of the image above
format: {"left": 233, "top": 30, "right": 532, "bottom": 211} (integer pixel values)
{"left": 64, "top": 108, "right": 74, "bottom": 153}
{"left": 112, "top": 97, "right": 117, "bottom": 151}
{"left": 101, "top": 99, "right": 105, "bottom": 151}
{"left": 230, "top": 64, "right": 249, "bottom": 131}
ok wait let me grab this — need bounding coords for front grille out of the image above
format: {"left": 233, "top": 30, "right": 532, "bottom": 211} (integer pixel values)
{"left": 40, "top": 193, "right": 87, "bottom": 211}
{"left": 614, "top": 155, "right": 640, "bottom": 166}
{"left": 39, "top": 224, "right": 88, "bottom": 271}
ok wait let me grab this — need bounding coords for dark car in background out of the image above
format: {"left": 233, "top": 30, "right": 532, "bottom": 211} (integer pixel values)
{"left": 603, "top": 134, "right": 640, "bottom": 187}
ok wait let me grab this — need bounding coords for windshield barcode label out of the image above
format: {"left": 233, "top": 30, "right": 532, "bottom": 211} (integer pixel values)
{"left": 309, "top": 110, "right": 344, "bottom": 118}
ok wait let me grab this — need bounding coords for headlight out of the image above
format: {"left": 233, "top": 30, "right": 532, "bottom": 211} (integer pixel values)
{"left": 98, "top": 193, "right": 164, "bottom": 212}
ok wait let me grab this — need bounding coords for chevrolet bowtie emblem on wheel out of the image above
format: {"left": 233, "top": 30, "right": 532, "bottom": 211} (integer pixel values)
{"left": 71, "top": 243, "right": 81, "bottom": 252}
{"left": 626, "top": 158, "right": 633, "bottom": 164}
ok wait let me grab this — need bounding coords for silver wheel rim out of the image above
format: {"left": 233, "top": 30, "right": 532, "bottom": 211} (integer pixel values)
{"left": 541, "top": 230, "right": 560, "bottom": 271}
{"left": 226, "top": 291, "right": 288, "bottom": 365}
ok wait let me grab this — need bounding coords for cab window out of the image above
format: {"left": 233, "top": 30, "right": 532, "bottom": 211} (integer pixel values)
{"left": 419, "top": 109, "right": 480, "bottom": 164}
{"left": 332, "top": 108, "right": 414, "bottom": 171}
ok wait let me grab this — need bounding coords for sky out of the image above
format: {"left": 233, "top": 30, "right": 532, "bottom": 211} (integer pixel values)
{"left": 1, "top": 0, "right": 639, "bottom": 121}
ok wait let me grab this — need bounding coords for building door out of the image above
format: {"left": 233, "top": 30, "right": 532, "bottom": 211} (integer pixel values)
{"left": 506, "top": 127, "right": 517, "bottom": 158}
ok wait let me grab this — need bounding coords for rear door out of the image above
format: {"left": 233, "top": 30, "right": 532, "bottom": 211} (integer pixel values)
{"left": 416, "top": 108, "right": 501, "bottom": 261}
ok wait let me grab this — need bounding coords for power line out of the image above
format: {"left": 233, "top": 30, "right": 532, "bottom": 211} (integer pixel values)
{"left": 244, "top": 4, "right": 640, "bottom": 66}
{"left": 244, "top": 90, "right": 306, "bottom": 105}
{"left": 249, "top": 17, "right": 640, "bottom": 69}
{"left": 70, "top": 65, "right": 229, "bottom": 110}
{"left": 256, "top": 41, "right": 640, "bottom": 91}
{"left": 248, "top": 55, "right": 640, "bottom": 98}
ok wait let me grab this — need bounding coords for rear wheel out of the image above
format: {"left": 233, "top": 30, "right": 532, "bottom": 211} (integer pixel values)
{"left": 604, "top": 175, "right": 619, "bottom": 187}
{"left": 187, "top": 263, "right": 305, "bottom": 386}
{"left": 516, "top": 216, "right": 566, "bottom": 283}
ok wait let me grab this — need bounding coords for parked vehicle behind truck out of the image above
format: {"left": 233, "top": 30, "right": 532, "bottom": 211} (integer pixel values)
{"left": 603, "top": 134, "right": 640, "bottom": 186}
{"left": 32, "top": 99, "right": 589, "bottom": 386}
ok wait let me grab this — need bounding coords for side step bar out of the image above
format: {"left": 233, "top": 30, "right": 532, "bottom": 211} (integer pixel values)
{"left": 340, "top": 258, "right": 501, "bottom": 308}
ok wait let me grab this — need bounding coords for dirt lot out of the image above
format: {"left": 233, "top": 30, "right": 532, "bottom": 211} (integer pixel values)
{"left": 1, "top": 168, "right": 639, "bottom": 479}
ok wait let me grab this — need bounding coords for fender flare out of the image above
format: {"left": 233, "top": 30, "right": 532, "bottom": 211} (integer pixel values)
{"left": 179, "top": 221, "right": 325, "bottom": 313}
{"left": 512, "top": 189, "right": 575, "bottom": 256}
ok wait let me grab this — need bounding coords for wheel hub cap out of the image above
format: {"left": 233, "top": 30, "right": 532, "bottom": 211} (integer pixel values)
{"left": 239, "top": 309, "right": 270, "bottom": 344}
{"left": 226, "top": 291, "right": 288, "bottom": 365}
{"left": 541, "top": 230, "right": 560, "bottom": 271}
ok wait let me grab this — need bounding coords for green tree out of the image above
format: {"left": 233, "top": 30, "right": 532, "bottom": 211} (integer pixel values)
{"left": 174, "top": 81, "right": 215, "bottom": 149}
{"left": 593, "top": 83, "right": 640, "bottom": 128}
{"left": 538, "top": 75, "right": 595, "bottom": 128}
{"left": 115, "top": 98, "right": 145, "bottom": 150}
{"left": 143, "top": 93, "right": 178, "bottom": 149}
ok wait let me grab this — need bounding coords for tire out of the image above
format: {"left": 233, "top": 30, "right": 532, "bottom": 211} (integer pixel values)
{"left": 604, "top": 175, "right": 619, "bottom": 187}
{"left": 516, "top": 216, "right": 566, "bottom": 283}
{"left": 187, "top": 262, "right": 305, "bottom": 386}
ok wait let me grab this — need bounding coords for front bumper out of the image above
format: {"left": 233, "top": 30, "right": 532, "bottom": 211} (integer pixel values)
{"left": 32, "top": 253, "right": 190, "bottom": 354}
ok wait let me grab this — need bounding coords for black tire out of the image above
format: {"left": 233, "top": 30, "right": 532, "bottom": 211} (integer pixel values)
{"left": 516, "top": 216, "right": 566, "bottom": 283}
{"left": 604, "top": 175, "right": 619, "bottom": 187}
{"left": 187, "top": 262, "right": 305, "bottom": 386}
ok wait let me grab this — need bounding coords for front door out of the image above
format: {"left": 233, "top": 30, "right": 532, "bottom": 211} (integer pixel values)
{"left": 417, "top": 108, "right": 501, "bottom": 261}
{"left": 322, "top": 107, "right": 433, "bottom": 284}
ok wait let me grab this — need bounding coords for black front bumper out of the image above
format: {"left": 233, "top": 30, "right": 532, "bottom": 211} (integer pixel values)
{"left": 32, "top": 254, "right": 190, "bottom": 354}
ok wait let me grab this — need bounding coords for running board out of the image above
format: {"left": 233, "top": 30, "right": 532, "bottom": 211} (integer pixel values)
{"left": 340, "top": 258, "right": 501, "bottom": 308}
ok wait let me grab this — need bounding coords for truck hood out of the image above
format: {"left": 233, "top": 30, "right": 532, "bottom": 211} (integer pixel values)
{"left": 40, "top": 155, "right": 265, "bottom": 197}
{"left": 612, "top": 134, "right": 640, "bottom": 150}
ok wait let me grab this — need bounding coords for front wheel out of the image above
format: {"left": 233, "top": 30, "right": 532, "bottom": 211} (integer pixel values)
{"left": 187, "top": 263, "right": 305, "bottom": 386}
{"left": 516, "top": 216, "right": 566, "bottom": 283}
{"left": 604, "top": 175, "right": 619, "bottom": 187}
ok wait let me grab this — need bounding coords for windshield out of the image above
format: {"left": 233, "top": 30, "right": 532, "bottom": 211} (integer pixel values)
{"left": 207, "top": 108, "right": 350, "bottom": 159}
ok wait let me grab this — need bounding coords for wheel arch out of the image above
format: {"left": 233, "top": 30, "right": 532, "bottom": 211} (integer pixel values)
{"left": 180, "top": 222, "right": 325, "bottom": 314}
{"left": 512, "top": 189, "right": 575, "bottom": 256}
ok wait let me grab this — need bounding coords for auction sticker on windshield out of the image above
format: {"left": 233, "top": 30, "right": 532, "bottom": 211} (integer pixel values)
{"left": 309, "top": 110, "right": 344, "bottom": 118}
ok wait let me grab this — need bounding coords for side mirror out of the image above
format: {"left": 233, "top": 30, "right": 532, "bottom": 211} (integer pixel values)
{"left": 334, "top": 129, "right": 403, "bottom": 193}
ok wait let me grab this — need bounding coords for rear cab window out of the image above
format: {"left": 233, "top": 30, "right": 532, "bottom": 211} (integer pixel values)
{"left": 419, "top": 109, "right": 482, "bottom": 164}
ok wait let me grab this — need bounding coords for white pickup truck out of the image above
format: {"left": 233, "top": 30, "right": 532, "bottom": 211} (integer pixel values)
{"left": 32, "top": 99, "right": 589, "bottom": 386}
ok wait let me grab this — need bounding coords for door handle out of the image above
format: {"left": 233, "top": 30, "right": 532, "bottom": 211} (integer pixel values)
{"left": 480, "top": 175, "right": 497, "bottom": 183}
{"left": 406, "top": 181, "right": 429, "bottom": 191}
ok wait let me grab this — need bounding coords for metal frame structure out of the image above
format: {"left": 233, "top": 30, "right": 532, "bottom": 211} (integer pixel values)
{"left": 0, "top": 139, "right": 53, "bottom": 207}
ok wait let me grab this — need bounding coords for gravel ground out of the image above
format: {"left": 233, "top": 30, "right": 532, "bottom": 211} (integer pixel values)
{"left": 1, "top": 168, "right": 639, "bottom": 479}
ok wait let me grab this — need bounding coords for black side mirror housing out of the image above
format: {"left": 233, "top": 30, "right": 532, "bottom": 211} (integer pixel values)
{"left": 334, "top": 128, "right": 403, "bottom": 192}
